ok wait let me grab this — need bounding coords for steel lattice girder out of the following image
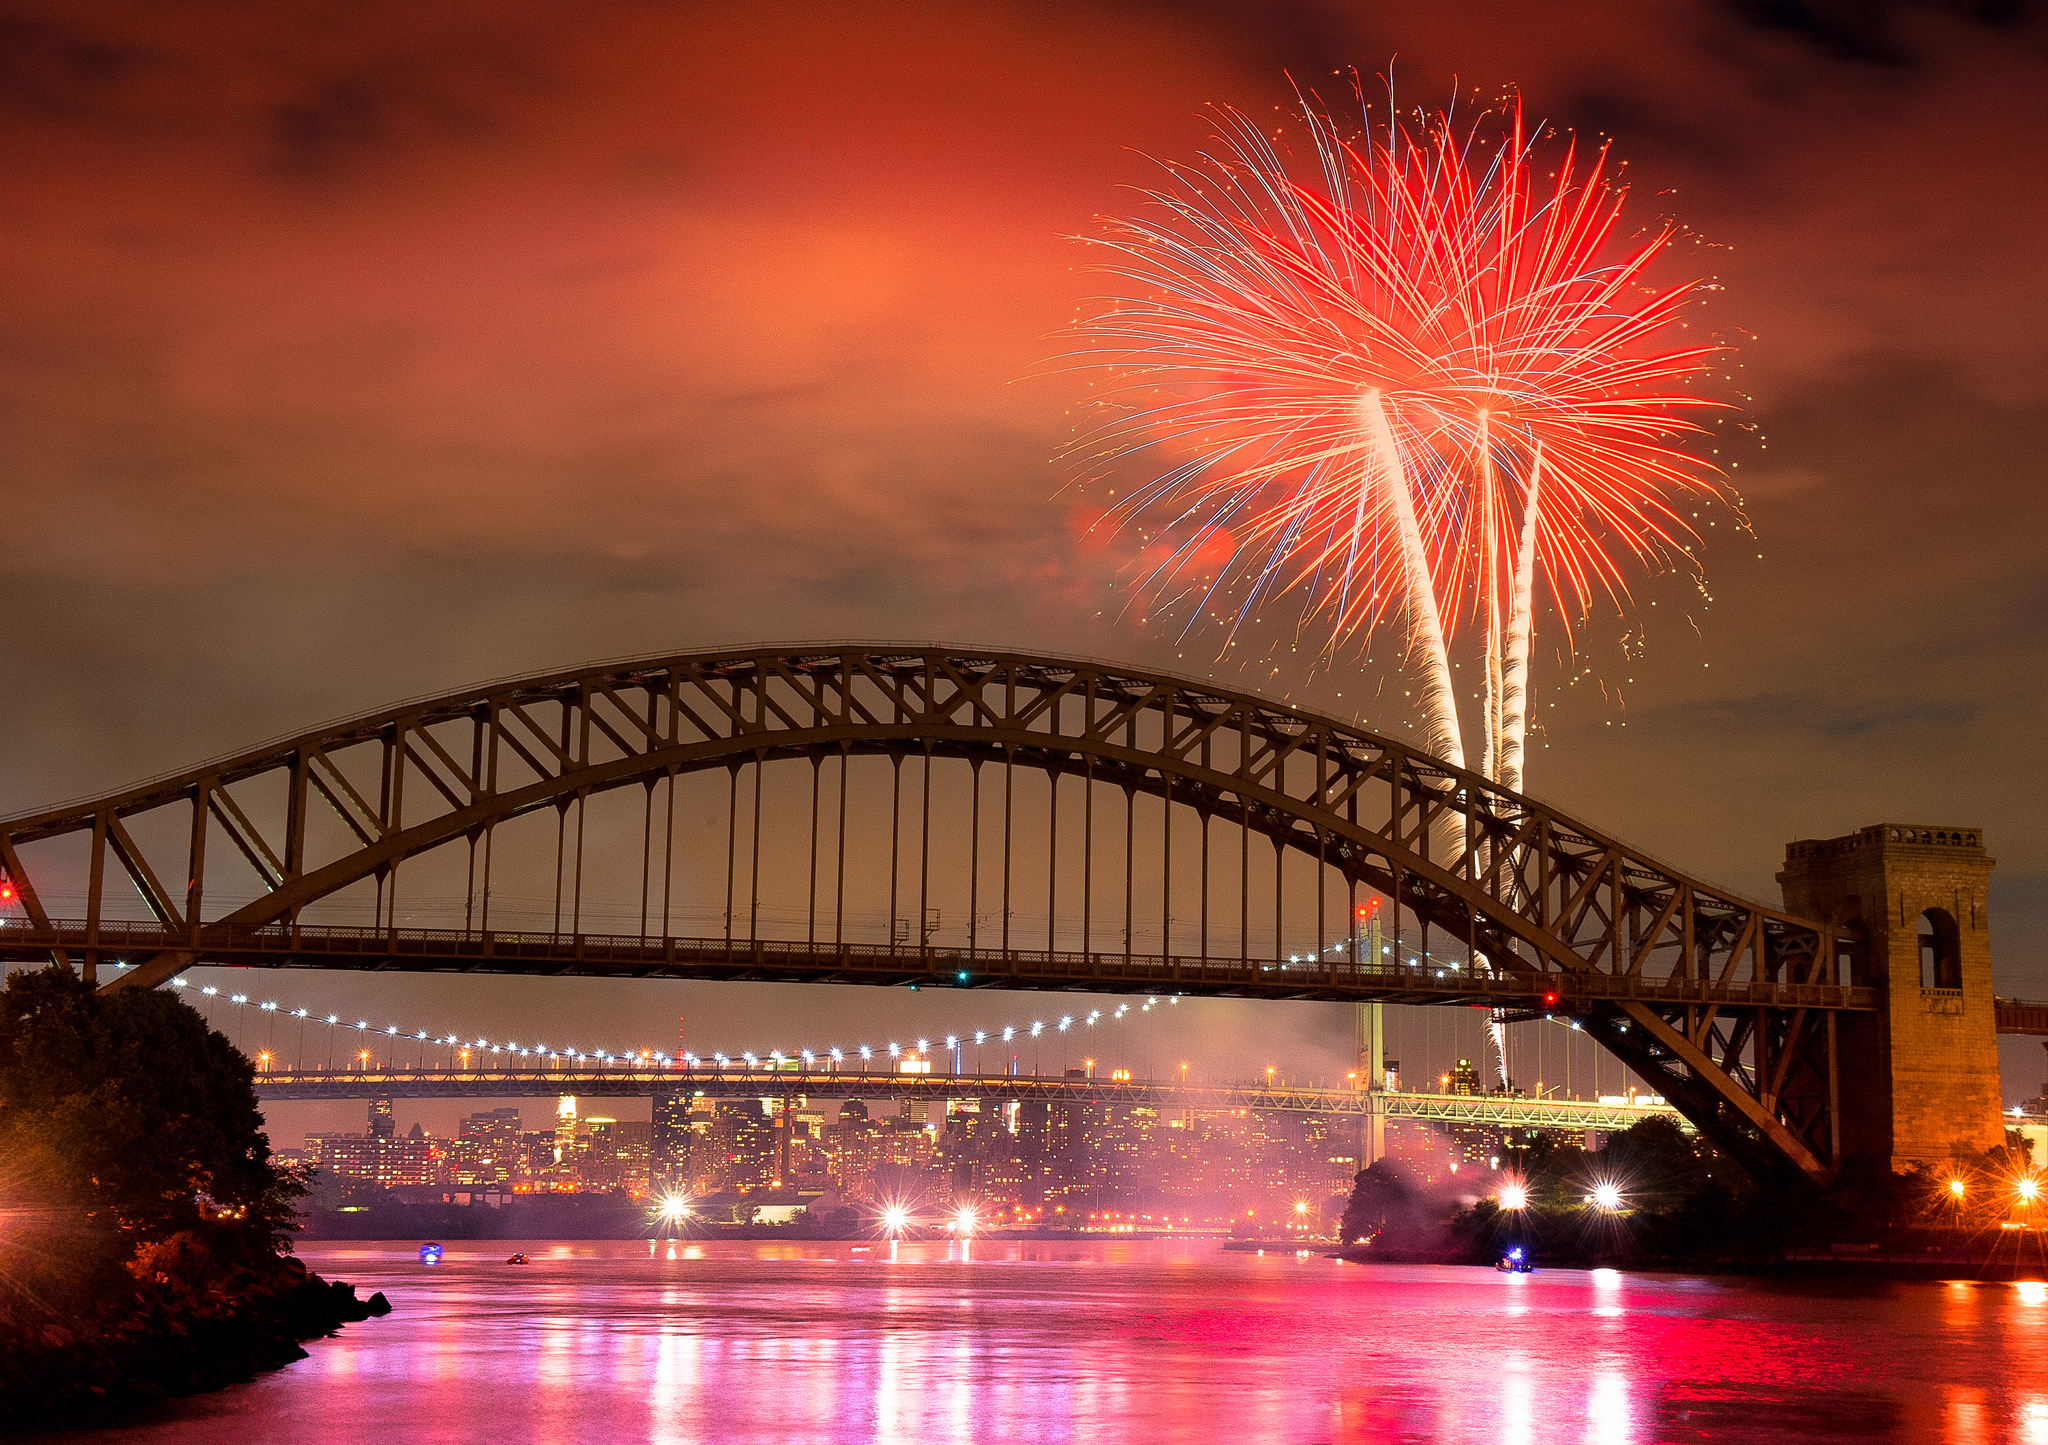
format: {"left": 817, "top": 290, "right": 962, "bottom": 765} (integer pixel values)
{"left": 0, "top": 643, "right": 1859, "bottom": 1185}
{"left": 247, "top": 1068, "right": 1687, "bottom": 1132}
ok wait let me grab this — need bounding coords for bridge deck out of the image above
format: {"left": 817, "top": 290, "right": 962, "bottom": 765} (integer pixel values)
{"left": 251, "top": 1067, "right": 1685, "bottom": 1130}
{"left": 1996, "top": 1000, "right": 2048, "bottom": 1035}
{"left": 8, "top": 919, "right": 1882, "bottom": 1013}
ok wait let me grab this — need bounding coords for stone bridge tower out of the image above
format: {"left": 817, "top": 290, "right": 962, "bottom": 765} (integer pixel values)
{"left": 1779, "top": 824, "right": 2001, "bottom": 1178}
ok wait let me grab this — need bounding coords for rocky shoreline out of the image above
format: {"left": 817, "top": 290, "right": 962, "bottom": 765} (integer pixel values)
{"left": 1332, "top": 1241, "right": 2048, "bottom": 1281}
{"left": 0, "top": 1252, "right": 389, "bottom": 1433}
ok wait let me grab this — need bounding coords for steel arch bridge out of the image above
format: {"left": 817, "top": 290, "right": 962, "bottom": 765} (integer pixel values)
{"left": 0, "top": 643, "right": 1869, "bottom": 1186}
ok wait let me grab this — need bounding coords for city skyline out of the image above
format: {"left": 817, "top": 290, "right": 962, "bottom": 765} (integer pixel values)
{"left": 287, "top": 1074, "right": 1534, "bottom": 1230}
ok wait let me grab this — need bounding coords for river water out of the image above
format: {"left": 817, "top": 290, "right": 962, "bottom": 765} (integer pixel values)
{"left": 71, "top": 1239, "right": 2048, "bottom": 1443}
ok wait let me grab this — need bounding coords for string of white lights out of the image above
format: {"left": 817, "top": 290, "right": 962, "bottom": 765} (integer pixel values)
{"left": 703, "top": 996, "right": 1179, "bottom": 1073}
{"left": 124, "top": 963, "right": 1177, "bottom": 1075}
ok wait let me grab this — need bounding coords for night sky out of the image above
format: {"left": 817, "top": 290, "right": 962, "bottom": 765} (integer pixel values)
{"left": 3, "top": 1, "right": 2044, "bottom": 1136}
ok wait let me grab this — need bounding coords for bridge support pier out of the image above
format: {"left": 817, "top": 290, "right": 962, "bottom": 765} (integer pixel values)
{"left": 1780, "top": 824, "right": 2001, "bottom": 1180}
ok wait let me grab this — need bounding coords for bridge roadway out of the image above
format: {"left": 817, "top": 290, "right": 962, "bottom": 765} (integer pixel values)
{"left": 251, "top": 1066, "right": 1687, "bottom": 1132}
{"left": 22, "top": 917, "right": 1881, "bottom": 1013}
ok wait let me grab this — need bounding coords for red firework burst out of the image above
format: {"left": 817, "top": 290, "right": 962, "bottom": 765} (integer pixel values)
{"left": 1069, "top": 88, "right": 1734, "bottom": 655}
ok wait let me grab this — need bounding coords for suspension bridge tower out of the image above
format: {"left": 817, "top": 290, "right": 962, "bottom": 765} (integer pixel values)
{"left": 1355, "top": 901, "right": 1389, "bottom": 1168}
{"left": 1357, "top": 1001, "right": 1386, "bottom": 1168}
{"left": 1779, "top": 823, "right": 2002, "bottom": 1179}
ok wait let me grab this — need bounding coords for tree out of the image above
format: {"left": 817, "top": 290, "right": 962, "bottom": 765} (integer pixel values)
{"left": 1593, "top": 1116, "right": 1711, "bottom": 1207}
{"left": 0, "top": 966, "right": 300, "bottom": 1310}
{"left": 1338, "top": 1161, "right": 1436, "bottom": 1247}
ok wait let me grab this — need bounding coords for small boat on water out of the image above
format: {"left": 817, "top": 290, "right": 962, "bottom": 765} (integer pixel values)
{"left": 506, "top": 1253, "right": 530, "bottom": 1265}
{"left": 1495, "top": 1247, "right": 1534, "bottom": 1273}
{"left": 418, "top": 1242, "right": 444, "bottom": 1264}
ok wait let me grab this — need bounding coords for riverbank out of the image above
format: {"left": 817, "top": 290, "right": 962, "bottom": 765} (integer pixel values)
{"left": 304, "top": 1200, "right": 1247, "bottom": 1242}
{"left": 1334, "top": 1241, "right": 2048, "bottom": 1281}
{"left": 0, "top": 1248, "right": 390, "bottom": 1433}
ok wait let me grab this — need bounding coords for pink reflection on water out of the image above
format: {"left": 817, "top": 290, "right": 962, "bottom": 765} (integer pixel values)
{"left": 80, "top": 1242, "right": 2048, "bottom": 1444}
{"left": 1587, "top": 1371, "right": 1632, "bottom": 1444}
{"left": 1499, "top": 1353, "right": 1535, "bottom": 1445}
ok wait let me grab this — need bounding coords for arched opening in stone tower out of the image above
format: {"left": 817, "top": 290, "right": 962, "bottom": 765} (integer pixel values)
{"left": 1919, "top": 908, "right": 1962, "bottom": 991}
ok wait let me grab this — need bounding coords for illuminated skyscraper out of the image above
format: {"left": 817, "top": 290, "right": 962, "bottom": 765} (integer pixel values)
{"left": 554, "top": 1095, "right": 578, "bottom": 1165}
{"left": 652, "top": 1084, "right": 695, "bottom": 1188}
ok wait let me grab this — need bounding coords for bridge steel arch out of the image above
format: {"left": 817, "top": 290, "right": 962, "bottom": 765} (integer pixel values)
{"left": 0, "top": 644, "right": 1867, "bottom": 1186}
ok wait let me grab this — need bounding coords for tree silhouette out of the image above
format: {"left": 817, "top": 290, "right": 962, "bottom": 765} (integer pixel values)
{"left": 0, "top": 965, "right": 301, "bottom": 1310}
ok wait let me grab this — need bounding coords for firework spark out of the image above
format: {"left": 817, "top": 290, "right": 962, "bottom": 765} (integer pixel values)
{"left": 1070, "top": 84, "right": 1733, "bottom": 790}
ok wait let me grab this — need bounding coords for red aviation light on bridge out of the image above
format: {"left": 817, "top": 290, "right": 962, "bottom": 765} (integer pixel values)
{"left": 0, "top": 878, "right": 14, "bottom": 905}
{"left": 1542, "top": 990, "right": 1558, "bottom": 1012}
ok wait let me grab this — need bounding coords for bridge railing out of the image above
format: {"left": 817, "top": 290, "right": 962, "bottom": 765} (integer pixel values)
{"left": 1995, "top": 998, "right": 2048, "bottom": 1035}
{"left": 3, "top": 918, "right": 1882, "bottom": 1013}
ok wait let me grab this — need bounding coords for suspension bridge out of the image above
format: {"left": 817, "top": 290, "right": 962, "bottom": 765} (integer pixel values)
{"left": 247, "top": 1064, "right": 1686, "bottom": 1134}
{"left": 0, "top": 643, "right": 2009, "bottom": 1189}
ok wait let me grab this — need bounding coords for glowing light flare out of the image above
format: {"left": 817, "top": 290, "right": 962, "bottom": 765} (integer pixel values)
{"left": 1499, "top": 1182, "right": 1529, "bottom": 1211}
{"left": 1591, "top": 1181, "right": 1623, "bottom": 1211}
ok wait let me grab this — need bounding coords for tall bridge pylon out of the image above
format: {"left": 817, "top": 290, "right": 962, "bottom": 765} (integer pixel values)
{"left": 1781, "top": 825, "right": 2003, "bottom": 1176}
{"left": 0, "top": 643, "right": 1968, "bottom": 1188}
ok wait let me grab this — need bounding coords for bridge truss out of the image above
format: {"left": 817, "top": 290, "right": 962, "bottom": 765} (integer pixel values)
{"left": 0, "top": 644, "right": 1865, "bottom": 1185}
{"left": 249, "top": 1067, "right": 1687, "bottom": 1134}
